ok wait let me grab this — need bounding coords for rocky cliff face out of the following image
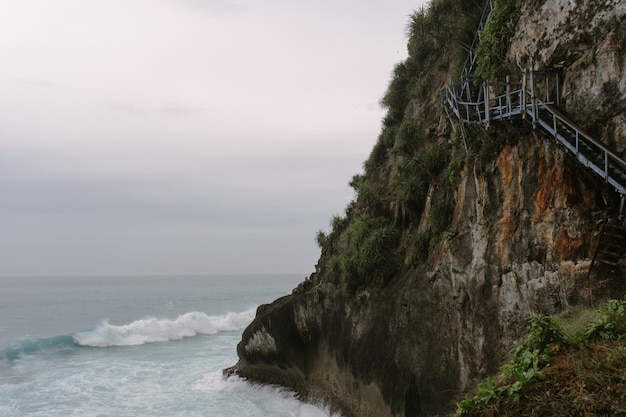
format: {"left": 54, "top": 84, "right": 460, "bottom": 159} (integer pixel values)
{"left": 230, "top": 1, "right": 626, "bottom": 416}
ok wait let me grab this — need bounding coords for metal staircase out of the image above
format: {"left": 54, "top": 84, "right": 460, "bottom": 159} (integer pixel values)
{"left": 442, "top": 71, "right": 626, "bottom": 200}
{"left": 441, "top": 0, "right": 626, "bottom": 272}
{"left": 591, "top": 220, "right": 626, "bottom": 269}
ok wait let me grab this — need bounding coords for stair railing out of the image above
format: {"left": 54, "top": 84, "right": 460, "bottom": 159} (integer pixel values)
{"left": 527, "top": 96, "right": 626, "bottom": 196}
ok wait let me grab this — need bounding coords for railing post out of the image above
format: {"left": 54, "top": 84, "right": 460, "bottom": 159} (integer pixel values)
{"left": 522, "top": 70, "right": 527, "bottom": 119}
{"left": 530, "top": 70, "right": 537, "bottom": 128}
{"left": 505, "top": 75, "right": 511, "bottom": 115}
{"left": 484, "top": 80, "right": 490, "bottom": 126}
{"left": 555, "top": 67, "right": 562, "bottom": 107}
{"left": 605, "top": 151, "right": 609, "bottom": 182}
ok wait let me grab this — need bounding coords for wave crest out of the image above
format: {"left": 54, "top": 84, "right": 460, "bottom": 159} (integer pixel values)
{"left": 73, "top": 309, "right": 256, "bottom": 347}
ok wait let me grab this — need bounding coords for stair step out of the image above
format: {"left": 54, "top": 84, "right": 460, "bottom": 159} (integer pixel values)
{"left": 603, "top": 223, "right": 626, "bottom": 230}
{"left": 595, "top": 258, "right": 620, "bottom": 266}
{"left": 601, "top": 232, "right": 626, "bottom": 240}
{"left": 598, "top": 232, "right": 622, "bottom": 242}
{"left": 597, "top": 243, "right": 625, "bottom": 253}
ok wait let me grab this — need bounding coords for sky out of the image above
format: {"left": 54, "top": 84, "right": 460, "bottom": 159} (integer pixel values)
{"left": 0, "top": 0, "right": 427, "bottom": 277}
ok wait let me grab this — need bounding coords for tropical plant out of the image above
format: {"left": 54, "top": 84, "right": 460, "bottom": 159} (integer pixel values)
{"left": 475, "top": 0, "right": 522, "bottom": 80}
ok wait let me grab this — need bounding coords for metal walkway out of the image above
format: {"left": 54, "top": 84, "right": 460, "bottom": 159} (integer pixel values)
{"left": 441, "top": 0, "right": 626, "bottom": 274}
{"left": 440, "top": 2, "right": 626, "bottom": 207}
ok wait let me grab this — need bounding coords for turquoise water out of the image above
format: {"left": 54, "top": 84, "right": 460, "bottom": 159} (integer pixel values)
{"left": 0, "top": 275, "right": 335, "bottom": 417}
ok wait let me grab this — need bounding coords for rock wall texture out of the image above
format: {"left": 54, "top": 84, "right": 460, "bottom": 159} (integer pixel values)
{"left": 230, "top": 1, "right": 626, "bottom": 416}
{"left": 509, "top": 0, "right": 626, "bottom": 155}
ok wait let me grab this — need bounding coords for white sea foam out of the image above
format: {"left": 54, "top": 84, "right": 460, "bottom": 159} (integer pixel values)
{"left": 0, "top": 274, "right": 317, "bottom": 416}
{"left": 73, "top": 309, "right": 256, "bottom": 347}
{"left": 194, "top": 371, "right": 339, "bottom": 417}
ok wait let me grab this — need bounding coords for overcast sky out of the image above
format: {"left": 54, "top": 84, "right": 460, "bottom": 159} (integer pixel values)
{"left": 0, "top": 0, "right": 426, "bottom": 277}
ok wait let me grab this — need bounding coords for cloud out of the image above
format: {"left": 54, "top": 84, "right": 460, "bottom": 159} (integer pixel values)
{"left": 173, "top": 0, "right": 244, "bottom": 15}
{"left": 0, "top": 0, "right": 426, "bottom": 276}
{"left": 160, "top": 102, "right": 205, "bottom": 117}
{"left": 14, "top": 77, "right": 54, "bottom": 88}
{"left": 107, "top": 101, "right": 205, "bottom": 118}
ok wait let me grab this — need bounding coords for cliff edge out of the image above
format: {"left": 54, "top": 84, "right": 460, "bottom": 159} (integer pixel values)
{"left": 229, "top": 1, "right": 626, "bottom": 416}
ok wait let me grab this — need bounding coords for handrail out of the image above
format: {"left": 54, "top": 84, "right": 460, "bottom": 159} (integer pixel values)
{"left": 531, "top": 97, "right": 626, "bottom": 195}
{"left": 442, "top": 0, "right": 625, "bottom": 274}
{"left": 533, "top": 97, "right": 626, "bottom": 173}
{"left": 441, "top": 77, "right": 626, "bottom": 195}
{"left": 461, "top": 0, "right": 494, "bottom": 78}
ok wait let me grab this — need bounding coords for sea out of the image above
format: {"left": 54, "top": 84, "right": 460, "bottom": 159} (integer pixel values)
{"left": 0, "top": 274, "right": 337, "bottom": 417}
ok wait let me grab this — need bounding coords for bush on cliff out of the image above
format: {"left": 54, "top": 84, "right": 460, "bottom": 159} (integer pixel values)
{"left": 325, "top": 214, "right": 400, "bottom": 291}
{"left": 315, "top": 0, "right": 487, "bottom": 289}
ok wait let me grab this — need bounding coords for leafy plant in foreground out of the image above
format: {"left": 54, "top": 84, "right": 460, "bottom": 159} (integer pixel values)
{"left": 453, "top": 315, "right": 568, "bottom": 416}
{"left": 578, "top": 299, "right": 626, "bottom": 343}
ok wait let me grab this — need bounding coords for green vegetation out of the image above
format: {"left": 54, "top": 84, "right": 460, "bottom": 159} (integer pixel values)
{"left": 577, "top": 299, "right": 626, "bottom": 343}
{"left": 406, "top": 0, "right": 488, "bottom": 81}
{"left": 324, "top": 214, "right": 400, "bottom": 291}
{"left": 453, "top": 299, "right": 626, "bottom": 416}
{"left": 475, "top": 0, "right": 522, "bottom": 80}
{"left": 316, "top": 0, "right": 517, "bottom": 289}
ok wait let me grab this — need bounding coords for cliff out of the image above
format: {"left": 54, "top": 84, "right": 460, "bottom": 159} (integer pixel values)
{"left": 229, "top": 1, "right": 626, "bottom": 416}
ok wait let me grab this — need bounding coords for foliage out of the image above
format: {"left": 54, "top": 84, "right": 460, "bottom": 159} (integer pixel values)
{"left": 324, "top": 214, "right": 400, "bottom": 290}
{"left": 407, "top": 0, "right": 485, "bottom": 80}
{"left": 380, "top": 62, "right": 412, "bottom": 125}
{"left": 577, "top": 299, "right": 626, "bottom": 343}
{"left": 391, "top": 121, "right": 423, "bottom": 156}
{"left": 454, "top": 300, "right": 626, "bottom": 416}
{"left": 392, "top": 144, "right": 448, "bottom": 224}
{"left": 445, "top": 131, "right": 468, "bottom": 186}
{"left": 365, "top": 0, "right": 483, "bottom": 182}
{"left": 515, "top": 314, "right": 571, "bottom": 353}
{"left": 454, "top": 315, "right": 569, "bottom": 416}
{"left": 319, "top": 0, "right": 488, "bottom": 282}
{"left": 429, "top": 186, "right": 454, "bottom": 234}
{"left": 475, "top": 0, "right": 522, "bottom": 80}
{"left": 351, "top": 175, "right": 381, "bottom": 215}
{"left": 364, "top": 123, "right": 398, "bottom": 175}
{"left": 554, "top": 307, "right": 597, "bottom": 338}
{"left": 409, "top": 230, "right": 431, "bottom": 262}
{"left": 315, "top": 230, "right": 327, "bottom": 248}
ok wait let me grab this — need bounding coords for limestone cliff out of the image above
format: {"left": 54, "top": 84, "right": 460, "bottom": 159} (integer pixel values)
{"left": 229, "top": 1, "right": 626, "bottom": 416}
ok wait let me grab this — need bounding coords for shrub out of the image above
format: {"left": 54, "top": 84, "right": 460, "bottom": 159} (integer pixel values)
{"left": 391, "top": 144, "right": 448, "bottom": 224}
{"left": 330, "top": 214, "right": 400, "bottom": 289}
{"left": 454, "top": 315, "right": 569, "bottom": 416}
{"left": 409, "top": 230, "right": 431, "bottom": 262}
{"left": 315, "top": 230, "right": 327, "bottom": 248}
{"left": 391, "top": 121, "right": 423, "bottom": 156}
{"left": 429, "top": 190, "right": 454, "bottom": 233}
{"left": 380, "top": 62, "right": 411, "bottom": 125}
{"left": 578, "top": 299, "right": 626, "bottom": 343}
{"left": 475, "top": 0, "right": 522, "bottom": 80}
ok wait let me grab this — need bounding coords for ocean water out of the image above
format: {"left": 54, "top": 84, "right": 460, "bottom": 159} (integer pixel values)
{"left": 0, "top": 275, "right": 336, "bottom": 417}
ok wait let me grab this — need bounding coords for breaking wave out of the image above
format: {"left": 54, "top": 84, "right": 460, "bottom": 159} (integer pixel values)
{"left": 1, "top": 335, "right": 78, "bottom": 361}
{"left": 73, "top": 309, "right": 256, "bottom": 347}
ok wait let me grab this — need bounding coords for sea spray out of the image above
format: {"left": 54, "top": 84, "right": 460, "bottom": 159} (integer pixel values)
{"left": 193, "top": 371, "right": 339, "bottom": 417}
